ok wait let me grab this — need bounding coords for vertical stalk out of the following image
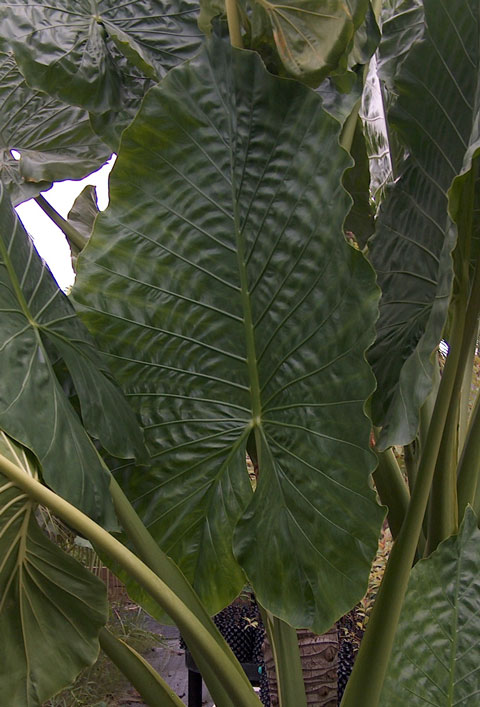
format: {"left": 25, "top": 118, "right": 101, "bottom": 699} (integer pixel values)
{"left": 225, "top": 0, "right": 243, "bottom": 48}
{"left": 259, "top": 606, "right": 308, "bottom": 707}
{"left": 373, "top": 447, "right": 409, "bottom": 539}
{"left": 341, "top": 308, "right": 466, "bottom": 707}
{"left": 458, "top": 392, "right": 480, "bottom": 516}
{"left": 425, "top": 397, "right": 459, "bottom": 554}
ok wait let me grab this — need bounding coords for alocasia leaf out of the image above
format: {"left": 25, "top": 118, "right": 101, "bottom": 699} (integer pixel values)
{"left": 368, "top": 0, "right": 480, "bottom": 448}
{"left": 0, "top": 52, "right": 110, "bottom": 205}
{"left": 0, "top": 0, "right": 203, "bottom": 114}
{"left": 73, "top": 35, "right": 383, "bottom": 631}
{"left": 381, "top": 508, "right": 480, "bottom": 706}
{"left": 0, "top": 431, "right": 108, "bottom": 707}
{"left": 0, "top": 184, "right": 145, "bottom": 525}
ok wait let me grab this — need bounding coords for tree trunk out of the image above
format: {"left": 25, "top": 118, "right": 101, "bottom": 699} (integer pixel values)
{"left": 263, "top": 626, "right": 338, "bottom": 706}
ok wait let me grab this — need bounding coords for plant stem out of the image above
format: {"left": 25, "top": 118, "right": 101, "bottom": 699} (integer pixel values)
{"left": 339, "top": 102, "right": 361, "bottom": 153}
{"left": 373, "top": 447, "right": 409, "bottom": 539}
{"left": 0, "top": 454, "right": 261, "bottom": 707}
{"left": 225, "top": 0, "right": 243, "bottom": 48}
{"left": 259, "top": 606, "right": 307, "bottom": 707}
{"left": 98, "top": 627, "right": 185, "bottom": 706}
{"left": 425, "top": 397, "right": 459, "bottom": 554}
{"left": 458, "top": 392, "right": 480, "bottom": 516}
{"left": 341, "top": 306, "right": 466, "bottom": 707}
{"left": 109, "top": 477, "right": 252, "bottom": 694}
{"left": 34, "top": 194, "right": 87, "bottom": 254}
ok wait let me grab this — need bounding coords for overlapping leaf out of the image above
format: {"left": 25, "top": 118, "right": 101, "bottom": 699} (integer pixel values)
{"left": 0, "top": 432, "right": 108, "bottom": 707}
{"left": 248, "top": 0, "right": 372, "bottom": 85}
{"left": 73, "top": 36, "right": 383, "bottom": 630}
{"left": 381, "top": 508, "right": 480, "bottom": 706}
{"left": 368, "top": 0, "right": 480, "bottom": 448}
{"left": 0, "top": 184, "right": 145, "bottom": 525}
{"left": 0, "top": 0, "right": 203, "bottom": 114}
{"left": 0, "top": 52, "right": 110, "bottom": 205}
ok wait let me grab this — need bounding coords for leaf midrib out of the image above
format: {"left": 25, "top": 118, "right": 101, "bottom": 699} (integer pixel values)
{"left": 230, "top": 127, "right": 261, "bottom": 424}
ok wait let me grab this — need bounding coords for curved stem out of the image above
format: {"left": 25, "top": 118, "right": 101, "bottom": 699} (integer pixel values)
{"left": 98, "top": 627, "right": 185, "bottom": 707}
{"left": 0, "top": 454, "right": 260, "bottom": 707}
{"left": 109, "top": 477, "right": 252, "bottom": 698}
{"left": 34, "top": 194, "right": 87, "bottom": 254}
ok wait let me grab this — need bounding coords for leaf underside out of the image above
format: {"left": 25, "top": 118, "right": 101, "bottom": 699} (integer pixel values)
{"left": 0, "top": 432, "right": 108, "bottom": 707}
{"left": 74, "top": 36, "right": 383, "bottom": 631}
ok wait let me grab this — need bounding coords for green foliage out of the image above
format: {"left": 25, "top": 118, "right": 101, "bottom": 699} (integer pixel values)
{"left": 73, "top": 34, "right": 383, "bottom": 630}
{"left": 381, "top": 508, "right": 480, "bottom": 706}
{"left": 0, "top": 432, "right": 108, "bottom": 706}
{"left": 0, "top": 51, "right": 110, "bottom": 205}
{"left": 0, "top": 0, "right": 479, "bottom": 705}
{"left": 369, "top": 0, "right": 480, "bottom": 449}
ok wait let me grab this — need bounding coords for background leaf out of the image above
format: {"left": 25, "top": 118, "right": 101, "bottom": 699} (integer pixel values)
{"left": 0, "top": 432, "right": 108, "bottom": 707}
{"left": 0, "top": 0, "right": 203, "bottom": 114}
{"left": 73, "top": 36, "right": 383, "bottom": 630}
{"left": 0, "top": 52, "right": 110, "bottom": 205}
{"left": 247, "top": 0, "right": 369, "bottom": 86}
{"left": 368, "top": 0, "right": 480, "bottom": 448}
{"left": 0, "top": 184, "right": 145, "bottom": 525}
{"left": 381, "top": 508, "right": 480, "bottom": 706}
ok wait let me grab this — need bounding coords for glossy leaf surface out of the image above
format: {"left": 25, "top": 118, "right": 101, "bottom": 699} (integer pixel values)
{"left": 0, "top": 184, "right": 144, "bottom": 524}
{"left": 368, "top": 0, "right": 480, "bottom": 448}
{"left": 0, "top": 0, "right": 203, "bottom": 113}
{"left": 74, "top": 37, "right": 383, "bottom": 630}
{"left": 381, "top": 508, "right": 480, "bottom": 706}
{"left": 0, "top": 432, "right": 108, "bottom": 707}
{"left": 0, "top": 52, "right": 110, "bottom": 205}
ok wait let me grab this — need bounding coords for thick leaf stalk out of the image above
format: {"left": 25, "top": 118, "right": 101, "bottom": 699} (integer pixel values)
{"left": 98, "top": 627, "right": 185, "bottom": 707}
{"left": 341, "top": 309, "right": 467, "bottom": 706}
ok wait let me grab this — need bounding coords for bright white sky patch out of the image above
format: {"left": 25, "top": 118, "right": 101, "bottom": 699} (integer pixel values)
{"left": 15, "top": 155, "right": 116, "bottom": 291}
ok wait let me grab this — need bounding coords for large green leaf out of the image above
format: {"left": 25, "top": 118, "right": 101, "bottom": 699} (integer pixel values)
{"left": 0, "top": 431, "right": 108, "bottom": 707}
{"left": 73, "top": 36, "right": 383, "bottom": 630}
{"left": 0, "top": 52, "right": 110, "bottom": 205}
{"left": 0, "top": 183, "right": 145, "bottom": 524}
{"left": 368, "top": 0, "right": 480, "bottom": 448}
{"left": 381, "top": 508, "right": 480, "bottom": 706}
{"left": 0, "top": 0, "right": 203, "bottom": 113}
